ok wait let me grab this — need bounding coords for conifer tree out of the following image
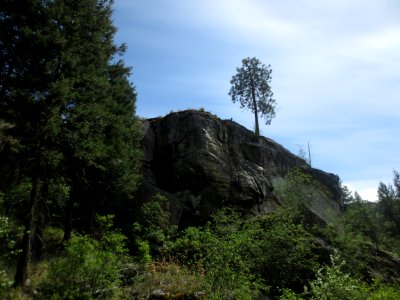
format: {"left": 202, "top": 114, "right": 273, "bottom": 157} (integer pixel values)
{"left": 1, "top": 0, "right": 140, "bottom": 285}
{"left": 229, "top": 57, "right": 276, "bottom": 136}
{"left": 56, "top": 0, "right": 141, "bottom": 238}
{"left": 377, "top": 172, "right": 400, "bottom": 238}
{"left": 1, "top": 0, "right": 67, "bottom": 285}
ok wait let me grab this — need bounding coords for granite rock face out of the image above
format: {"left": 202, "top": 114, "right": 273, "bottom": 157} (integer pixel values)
{"left": 139, "top": 110, "right": 342, "bottom": 227}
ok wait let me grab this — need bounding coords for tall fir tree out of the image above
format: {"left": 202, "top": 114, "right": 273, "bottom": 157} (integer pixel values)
{"left": 55, "top": 0, "right": 141, "bottom": 238}
{"left": 0, "top": 0, "right": 140, "bottom": 285}
{"left": 1, "top": 0, "right": 67, "bottom": 285}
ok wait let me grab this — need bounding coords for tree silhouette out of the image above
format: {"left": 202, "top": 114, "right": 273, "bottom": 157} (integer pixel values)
{"left": 229, "top": 57, "right": 276, "bottom": 136}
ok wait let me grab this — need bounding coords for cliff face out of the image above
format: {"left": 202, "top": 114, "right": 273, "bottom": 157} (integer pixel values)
{"left": 139, "top": 110, "right": 342, "bottom": 227}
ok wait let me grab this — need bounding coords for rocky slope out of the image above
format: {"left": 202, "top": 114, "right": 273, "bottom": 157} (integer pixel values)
{"left": 138, "top": 110, "right": 342, "bottom": 228}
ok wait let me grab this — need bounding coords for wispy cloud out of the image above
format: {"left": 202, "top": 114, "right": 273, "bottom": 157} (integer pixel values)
{"left": 344, "top": 181, "right": 379, "bottom": 201}
{"left": 113, "top": 0, "right": 400, "bottom": 201}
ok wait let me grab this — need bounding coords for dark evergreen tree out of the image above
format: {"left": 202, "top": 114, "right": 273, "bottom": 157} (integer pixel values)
{"left": 229, "top": 57, "right": 276, "bottom": 136}
{"left": 377, "top": 170, "right": 400, "bottom": 239}
{"left": 341, "top": 184, "right": 355, "bottom": 206}
{"left": 341, "top": 195, "right": 379, "bottom": 245}
{"left": 1, "top": 0, "right": 68, "bottom": 285}
{"left": 394, "top": 170, "right": 400, "bottom": 198}
{"left": 1, "top": 0, "right": 140, "bottom": 285}
{"left": 55, "top": 0, "right": 141, "bottom": 239}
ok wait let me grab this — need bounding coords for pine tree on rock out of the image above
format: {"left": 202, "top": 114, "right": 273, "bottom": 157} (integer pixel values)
{"left": 229, "top": 57, "right": 276, "bottom": 137}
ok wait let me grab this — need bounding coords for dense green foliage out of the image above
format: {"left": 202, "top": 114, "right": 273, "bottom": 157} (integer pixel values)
{"left": 0, "top": 212, "right": 16, "bottom": 299}
{"left": 229, "top": 57, "right": 276, "bottom": 136}
{"left": 336, "top": 170, "right": 400, "bottom": 258}
{"left": 39, "top": 216, "right": 128, "bottom": 299}
{"left": 1, "top": 0, "right": 399, "bottom": 299}
{"left": 0, "top": 169, "right": 400, "bottom": 298}
{"left": 306, "top": 254, "right": 369, "bottom": 300}
{"left": 0, "top": 0, "right": 140, "bottom": 287}
{"left": 133, "top": 194, "right": 173, "bottom": 256}
{"left": 170, "top": 209, "right": 266, "bottom": 299}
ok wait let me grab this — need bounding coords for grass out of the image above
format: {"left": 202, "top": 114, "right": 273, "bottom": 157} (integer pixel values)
{"left": 125, "top": 260, "right": 207, "bottom": 299}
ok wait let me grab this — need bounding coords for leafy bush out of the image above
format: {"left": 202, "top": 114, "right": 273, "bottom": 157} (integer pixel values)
{"left": 248, "top": 211, "right": 319, "bottom": 296}
{"left": 281, "top": 260, "right": 400, "bottom": 300}
{"left": 168, "top": 209, "right": 267, "bottom": 299}
{"left": 0, "top": 215, "right": 19, "bottom": 261}
{"left": 280, "top": 288, "right": 304, "bottom": 300}
{"left": 136, "top": 239, "right": 152, "bottom": 268}
{"left": 167, "top": 207, "right": 324, "bottom": 298}
{"left": 39, "top": 215, "right": 128, "bottom": 299}
{"left": 133, "top": 194, "right": 173, "bottom": 255}
{"left": 0, "top": 216, "right": 15, "bottom": 299}
{"left": 368, "top": 285, "right": 400, "bottom": 299}
{"left": 0, "top": 269, "right": 13, "bottom": 300}
{"left": 0, "top": 209, "right": 19, "bottom": 298}
{"left": 306, "top": 253, "right": 369, "bottom": 300}
{"left": 169, "top": 226, "right": 206, "bottom": 266}
{"left": 201, "top": 211, "right": 265, "bottom": 299}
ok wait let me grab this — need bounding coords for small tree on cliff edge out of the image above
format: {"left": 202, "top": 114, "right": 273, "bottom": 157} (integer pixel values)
{"left": 229, "top": 57, "right": 276, "bottom": 136}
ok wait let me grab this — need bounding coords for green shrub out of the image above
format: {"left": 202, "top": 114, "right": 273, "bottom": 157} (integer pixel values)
{"left": 136, "top": 239, "right": 152, "bottom": 268}
{"left": 39, "top": 215, "right": 127, "bottom": 299}
{"left": 167, "top": 208, "right": 323, "bottom": 298}
{"left": 306, "top": 253, "right": 368, "bottom": 300}
{"left": 366, "top": 278, "right": 400, "bottom": 299}
{"left": 169, "top": 226, "right": 209, "bottom": 269}
{"left": 280, "top": 288, "right": 304, "bottom": 300}
{"left": 0, "top": 216, "right": 19, "bottom": 260}
{"left": 204, "top": 232, "right": 264, "bottom": 300}
{"left": 133, "top": 194, "right": 173, "bottom": 255}
{"left": 368, "top": 286, "right": 400, "bottom": 299}
{"left": 248, "top": 212, "right": 319, "bottom": 296}
{"left": 0, "top": 213, "right": 19, "bottom": 298}
{"left": 168, "top": 209, "right": 266, "bottom": 299}
{"left": 0, "top": 269, "right": 12, "bottom": 300}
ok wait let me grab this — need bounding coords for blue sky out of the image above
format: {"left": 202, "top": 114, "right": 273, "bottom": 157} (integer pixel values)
{"left": 112, "top": 0, "right": 400, "bottom": 201}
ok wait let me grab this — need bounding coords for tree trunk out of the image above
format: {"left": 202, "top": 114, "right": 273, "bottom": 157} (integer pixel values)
{"left": 253, "top": 104, "right": 260, "bottom": 137}
{"left": 32, "top": 179, "right": 49, "bottom": 259}
{"left": 14, "top": 176, "right": 41, "bottom": 286}
{"left": 250, "top": 79, "right": 259, "bottom": 136}
{"left": 63, "top": 186, "right": 74, "bottom": 242}
{"left": 63, "top": 181, "right": 78, "bottom": 241}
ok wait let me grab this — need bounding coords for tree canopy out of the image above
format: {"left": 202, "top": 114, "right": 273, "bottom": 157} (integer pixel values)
{"left": 0, "top": 0, "right": 140, "bottom": 285}
{"left": 229, "top": 57, "right": 276, "bottom": 136}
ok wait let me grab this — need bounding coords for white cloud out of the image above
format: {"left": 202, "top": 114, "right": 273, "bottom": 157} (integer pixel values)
{"left": 344, "top": 181, "right": 380, "bottom": 202}
{"left": 191, "top": 1, "right": 400, "bottom": 124}
{"left": 114, "top": 0, "right": 400, "bottom": 195}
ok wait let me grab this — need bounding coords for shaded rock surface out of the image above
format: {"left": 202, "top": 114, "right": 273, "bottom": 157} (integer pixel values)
{"left": 139, "top": 110, "right": 342, "bottom": 228}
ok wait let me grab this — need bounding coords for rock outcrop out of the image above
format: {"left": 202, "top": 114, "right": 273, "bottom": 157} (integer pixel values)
{"left": 139, "top": 110, "right": 342, "bottom": 228}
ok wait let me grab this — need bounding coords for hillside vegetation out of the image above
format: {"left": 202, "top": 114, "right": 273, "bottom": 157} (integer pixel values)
{"left": 1, "top": 0, "right": 400, "bottom": 299}
{"left": 1, "top": 168, "right": 400, "bottom": 299}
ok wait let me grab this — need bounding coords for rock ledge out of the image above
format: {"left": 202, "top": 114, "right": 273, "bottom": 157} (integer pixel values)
{"left": 139, "top": 110, "right": 342, "bottom": 227}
